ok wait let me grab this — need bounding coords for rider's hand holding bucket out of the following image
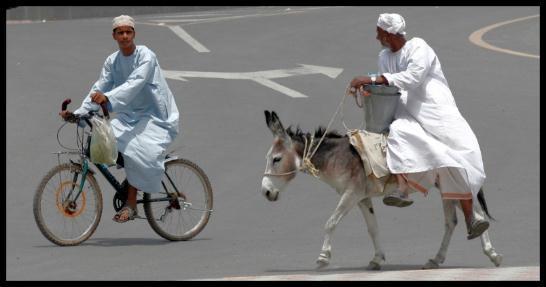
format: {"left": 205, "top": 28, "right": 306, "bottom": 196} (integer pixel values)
{"left": 348, "top": 77, "right": 371, "bottom": 109}
{"left": 349, "top": 76, "right": 372, "bottom": 98}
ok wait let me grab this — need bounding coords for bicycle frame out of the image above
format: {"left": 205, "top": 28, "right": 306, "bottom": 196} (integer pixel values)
{"left": 63, "top": 124, "right": 183, "bottom": 207}
{"left": 94, "top": 160, "right": 184, "bottom": 205}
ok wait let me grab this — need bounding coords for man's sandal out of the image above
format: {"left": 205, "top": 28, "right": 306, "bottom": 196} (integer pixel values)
{"left": 112, "top": 205, "right": 138, "bottom": 223}
{"left": 467, "top": 219, "right": 490, "bottom": 240}
{"left": 383, "top": 189, "right": 413, "bottom": 208}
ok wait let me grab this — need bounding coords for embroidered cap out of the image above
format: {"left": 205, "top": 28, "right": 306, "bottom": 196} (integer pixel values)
{"left": 112, "top": 15, "right": 135, "bottom": 30}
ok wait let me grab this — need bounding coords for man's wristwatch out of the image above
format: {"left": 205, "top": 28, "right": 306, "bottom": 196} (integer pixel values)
{"left": 370, "top": 76, "right": 377, "bottom": 85}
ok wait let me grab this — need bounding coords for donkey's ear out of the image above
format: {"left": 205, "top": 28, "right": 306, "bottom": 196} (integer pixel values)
{"left": 264, "top": 110, "right": 272, "bottom": 127}
{"left": 267, "top": 111, "right": 287, "bottom": 138}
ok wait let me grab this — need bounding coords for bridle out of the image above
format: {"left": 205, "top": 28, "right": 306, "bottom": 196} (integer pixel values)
{"left": 263, "top": 169, "right": 298, "bottom": 177}
{"left": 262, "top": 136, "right": 310, "bottom": 177}
{"left": 263, "top": 84, "right": 365, "bottom": 178}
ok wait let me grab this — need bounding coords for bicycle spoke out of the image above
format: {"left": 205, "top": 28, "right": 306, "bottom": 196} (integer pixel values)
{"left": 143, "top": 159, "right": 211, "bottom": 241}
{"left": 34, "top": 164, "right": 102, "bottom": 245}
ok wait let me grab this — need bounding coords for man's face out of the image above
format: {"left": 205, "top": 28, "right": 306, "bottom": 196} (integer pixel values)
{"left": 376, "top": 27, "right": 391, "bottom": 49}
{"left": 113, "top": 26, "right": 135, "bottom": 49}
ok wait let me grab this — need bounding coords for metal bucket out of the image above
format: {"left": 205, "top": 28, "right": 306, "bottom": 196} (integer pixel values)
{"left": 361, "top": 85, "right": 401, "bottom": 133}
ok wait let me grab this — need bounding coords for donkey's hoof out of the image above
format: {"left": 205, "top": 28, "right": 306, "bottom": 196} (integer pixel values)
{"left": 491, "top": 254, "right": 503, "bottom": 267}
{"left": 316, "top": 258, "right": 330, "bottom": 269}
{"left": 422, "top": 259, "right": 439, "bottom": 269}
{"left": 316, "top": 252, "right": 330, "bottom": 269}
{"left": 366, "top": 261, "right": 381, "bottom": 271}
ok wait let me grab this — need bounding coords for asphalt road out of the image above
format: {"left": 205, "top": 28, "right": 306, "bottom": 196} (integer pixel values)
{"left": 6, "top": 6, "right": 539, "bottom": 280}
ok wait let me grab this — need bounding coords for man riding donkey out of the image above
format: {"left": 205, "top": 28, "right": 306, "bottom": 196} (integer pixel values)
{"left": 349, "top": 13, "right": 489, "bottom": 240}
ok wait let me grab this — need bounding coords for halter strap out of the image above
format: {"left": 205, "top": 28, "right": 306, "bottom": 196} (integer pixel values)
{"left": 263, "top": 170, "right": 298, "bottom": 177}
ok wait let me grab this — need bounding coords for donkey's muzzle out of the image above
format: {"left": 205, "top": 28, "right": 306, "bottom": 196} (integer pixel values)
{"left": 262, "top": 188, "right": 279, "bottom": 201}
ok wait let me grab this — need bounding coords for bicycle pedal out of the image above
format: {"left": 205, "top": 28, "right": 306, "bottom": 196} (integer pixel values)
{"left": 168, "top": 199, "right": 181, "bottom": 210}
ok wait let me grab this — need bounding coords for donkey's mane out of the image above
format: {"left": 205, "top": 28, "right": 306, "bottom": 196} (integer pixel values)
{"left": 286, "top": 125, "right": 344, "bottom": 143}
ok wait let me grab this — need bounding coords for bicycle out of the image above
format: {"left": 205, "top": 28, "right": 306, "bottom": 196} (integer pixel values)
{"left": 33, "top": 99, "right": 213, "bottom": 246}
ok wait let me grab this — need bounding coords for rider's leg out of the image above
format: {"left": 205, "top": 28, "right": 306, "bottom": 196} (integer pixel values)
{"left": 127, "top": 184, "right": 138, "bottom": 209}
{"left": 113, "top": 183, "right": 138, "bottom": 222}
{"left": 438, "top": 167, "right": 489, "bottom": 239}
{"left": 396, "top": 174, "right": 409, "bottom": 198}
{"left": 460, "top": 198, "right": 473, "bottom": 227}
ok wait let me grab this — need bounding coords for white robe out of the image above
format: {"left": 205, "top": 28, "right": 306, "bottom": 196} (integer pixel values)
{"left": 75, "top": 45, "right": 179, "bottom": 193}
{"left": 379, "top": 37, "right": 485, "bottom": 197}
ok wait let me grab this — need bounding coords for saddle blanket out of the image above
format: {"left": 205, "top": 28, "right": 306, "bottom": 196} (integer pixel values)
{"left": 348, "top": 129, "right": 392, "bottom": 194}
{"left": 348, "top": 129, "right": 390, "bottom": 178}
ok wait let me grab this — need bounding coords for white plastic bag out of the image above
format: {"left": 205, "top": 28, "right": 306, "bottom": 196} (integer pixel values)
{"left": 89, "top": 116, "right": 118, "bottom": 165}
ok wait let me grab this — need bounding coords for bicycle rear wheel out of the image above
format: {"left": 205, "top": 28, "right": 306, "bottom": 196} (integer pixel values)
{"left": 143, "top": 158, "right": 213, "bottom": 241}
{"left": 33, "top": 163, "right": 103, "bottom": 246}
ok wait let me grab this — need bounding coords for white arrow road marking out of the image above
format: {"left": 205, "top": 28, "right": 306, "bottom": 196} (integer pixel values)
{"left": 162, "top": 64, "right": 343, "bottom": 98}
{"left": 251, "top": 64, "right": 343, "bottom": 79}
{"left": 167, "top": 25, "right": 210, "bottom": 53}
{"left": 252, "top": 78, "right": 308, "bottom": 98}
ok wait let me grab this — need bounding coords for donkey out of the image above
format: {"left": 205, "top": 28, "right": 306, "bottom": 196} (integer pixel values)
{"left": 260, "top": 110, "right": 502, "bottom": 270}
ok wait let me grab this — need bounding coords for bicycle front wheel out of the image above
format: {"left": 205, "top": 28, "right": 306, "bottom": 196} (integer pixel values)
{"left": 144, "top": 158, "right": 213, "bottom": 241}
{"left": 33, "top": 163, "right": 103, "bottom": 246}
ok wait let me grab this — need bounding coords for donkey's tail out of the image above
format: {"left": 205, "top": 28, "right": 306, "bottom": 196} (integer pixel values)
{"left": 477, "top": 188, "right": 495, "bottom": 221}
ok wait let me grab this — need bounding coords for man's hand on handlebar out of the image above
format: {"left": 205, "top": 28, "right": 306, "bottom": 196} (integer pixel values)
{"left": 59, "top": 110, "right": 78, "bottom": 123}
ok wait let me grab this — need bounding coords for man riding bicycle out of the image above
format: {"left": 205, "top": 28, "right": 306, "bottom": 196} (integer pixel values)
{"left": 60, "top": 15, "right": 180, "bottom": 223}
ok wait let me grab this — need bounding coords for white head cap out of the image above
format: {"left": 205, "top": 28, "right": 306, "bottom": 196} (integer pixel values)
{"left": 112, "top": 15, "right": 135, "bottom": 30}
{"left": 377, "top": 13, "right": 406, "bottom": 35}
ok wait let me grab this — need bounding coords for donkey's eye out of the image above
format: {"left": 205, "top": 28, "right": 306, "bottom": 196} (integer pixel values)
{"left": 272, "top": 157, "right": 282, "bottom": 164}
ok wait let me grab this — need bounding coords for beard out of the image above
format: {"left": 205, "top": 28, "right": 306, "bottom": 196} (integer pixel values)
{"left": 379, "top": 37, "right": 391, "bottom": 50}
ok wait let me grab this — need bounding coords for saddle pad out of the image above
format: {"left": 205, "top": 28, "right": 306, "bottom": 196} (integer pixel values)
{"left": 348, "top": 129, "right": 390, "bottom": 178}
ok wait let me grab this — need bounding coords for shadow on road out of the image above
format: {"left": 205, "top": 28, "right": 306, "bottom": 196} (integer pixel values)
{"left": 265, "top": 264, "right": 472, "bottom": 273}
{"left": 34, "top": 237, "right": 212, "bottom": 247}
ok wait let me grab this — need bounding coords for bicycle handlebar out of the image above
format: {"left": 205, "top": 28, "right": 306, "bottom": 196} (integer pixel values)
{"left": 62, "top": 99, "right": 71, "bottom": 111}
{"left": 61, "top": 98, "right": 109, "bottom": 120}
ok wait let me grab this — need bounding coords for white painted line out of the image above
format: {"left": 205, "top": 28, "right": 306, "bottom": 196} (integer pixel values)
{"left": 252, "top": 78, "right": 308, "bottom": 98}
{"left": 192, "top": 266, "right": 539, "bottom": 281}
{"left": 469, "top": 14, "right": 539, "bottom": 59}
{"left": 252, "top": 64, "right": 343, "bottom": 79}
{"left": 181, "top": 7, "right": 336, "bottom": 26}
{"left": 150, "top": 19, "right": 212, "bottom": 23}
{"left": 148, "top": 13, "right": 233, "bottom": 18}
{"left": 162, "top": 64, "right": 343, "bottom": 98}
{"left": 185, "top": 10, "right": 306, "bottom": 25}
{"left": 167, "top": 25, "right": 210, "bottom": 53}
{"left": 163, "top": 70, "right": 249, "bottom": 80}
{"left": 140, "top": 7, "right": 337, "bottom": 54}
{"left": 161, "top": 70, "right": 188, "bottom": 81}
{"left": 6, "top": 20, "right": 37, "bottom": 24}
{"left": 162, "top": 64, "right": 343, "bottom": 80}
